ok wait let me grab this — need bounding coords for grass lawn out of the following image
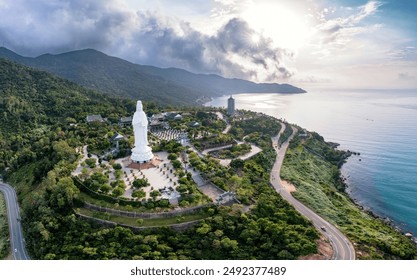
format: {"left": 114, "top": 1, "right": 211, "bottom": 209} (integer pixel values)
{"left": 76, "top": 207, "right": 210, "bottom": 227}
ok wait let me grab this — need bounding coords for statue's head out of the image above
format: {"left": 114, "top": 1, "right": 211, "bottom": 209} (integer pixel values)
{"left": 136, "top": 100, "right": 143, "bottom": 111}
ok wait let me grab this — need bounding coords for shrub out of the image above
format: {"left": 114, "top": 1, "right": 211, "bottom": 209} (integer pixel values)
{"left": 112, "top": 163, "right": 122, "bottom": 170}
{"left": 168, "top": 153, "right": 178, "bottom": 160}
{"left": 157, "top": 199, "right": 170, "bottom": 208}
{"left": 112, "top": 187, "right": 125, "bottom": 197}
{"left": 85, "top": 158, "right": 96, "bottom": 168}
{"left": 133, "top": 178, "right": 149, "bottom": 189}
{"left": 171, "top": 160, "right": 182, "bottom": 169}
{"left": 150, "top": 190, "right": 159, "bottom": 200}
{"left": 132, "top": 189, "right": 146, "bottom": 199}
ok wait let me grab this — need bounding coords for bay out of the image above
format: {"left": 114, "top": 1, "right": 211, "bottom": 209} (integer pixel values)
{"left": 206, "top": 90, "right": 417, "bottom": 235}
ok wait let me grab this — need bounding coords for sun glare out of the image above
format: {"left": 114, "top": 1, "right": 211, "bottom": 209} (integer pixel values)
{"left": 251, "top": 33, "right": 261, "bottom": 45}
{"left": 242, "top": 3, "right": 311, "bottom": 50}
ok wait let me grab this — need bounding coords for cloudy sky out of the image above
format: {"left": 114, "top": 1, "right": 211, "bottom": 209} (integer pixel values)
{"left": 0, "top": 0, "right": 416, "bottom": 89}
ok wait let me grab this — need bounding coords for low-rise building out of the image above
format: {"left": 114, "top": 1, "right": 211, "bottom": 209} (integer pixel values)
{"left": 119, "top": 116, "right": 133, "bottom": 127}
{"left": 149, "top": 120, "right": 169, "bottom": 130}
{"left": 151, "top": 113, "right": 165, "bottom": 121}
{"left": 173, "top": 114, "right": 183, "bottom": 121}
{"left": 299, "top": 130, "right": 309, "bottom": 139}
{"left": 165, "top": 112, "right": 179, "bottom": 120}
{"left": 111, "top": 133, "right": 125, "bottom": 149}
{"left": 86, "top": 114, "right": 104, "bottom": 123}
{"left": 189, "top": 121, "right": 200, "bottom": 128}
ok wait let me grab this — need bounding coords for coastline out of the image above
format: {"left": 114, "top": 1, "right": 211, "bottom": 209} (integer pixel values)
{"left": 326, "top": 136, "right": 417, "bottom": 244}
{"left": 292, "top": 133, "right": 416, "bottom": 242}
{"left": 328, "top": 130, "right": 416, "bottom": 240}
{"left": 340, "top": 159, "right": 417, "bottom": 242}
{"left": 336, "top": 149, "right": 417, "bottom": 244}
{"left": 206, "top": 92, "right": 417, "bottom": 248}
{"left": 280, "top": 129, "right": 417, "bottom": 258}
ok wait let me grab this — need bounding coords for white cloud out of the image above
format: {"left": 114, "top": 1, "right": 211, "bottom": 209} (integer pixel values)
{"left": 0, "top": 0, "right": 294, "bottom": 82}
{"left": 287, "top": 0, "right": 417, "bottom": 89}
{"left": 0, "top": 0, "right": 415, "bottom": 88}
{"left": 386, "top": 46, "right": 417, "bottom": 61}
{"left": 313, "top": 1, "right": 383, "bottom": 52}
{"left": 132, "top": 15, "right": 295, "bottom": 80}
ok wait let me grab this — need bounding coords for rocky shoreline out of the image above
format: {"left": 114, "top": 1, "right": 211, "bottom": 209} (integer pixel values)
{"left": 339, "top": 153, "right": 417, "bottom": 246}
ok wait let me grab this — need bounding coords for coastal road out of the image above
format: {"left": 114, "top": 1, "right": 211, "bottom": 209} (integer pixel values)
{"left": 270, "top": 124, "right": 355, "bottom": 260}
{"left": 0, "top": 182, "right": 30, "bottom": 260}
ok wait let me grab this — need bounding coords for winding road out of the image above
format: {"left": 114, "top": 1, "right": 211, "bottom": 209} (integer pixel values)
{"left": 270, "top": 123, "right": 356, "bottom": 260}
{"left": 0, "top": 182, "right": 30, "bottom": 260}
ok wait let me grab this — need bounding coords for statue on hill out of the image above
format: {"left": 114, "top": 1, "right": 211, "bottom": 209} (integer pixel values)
{"left": 131, "top": 100, "right": 153, "bottom": 163}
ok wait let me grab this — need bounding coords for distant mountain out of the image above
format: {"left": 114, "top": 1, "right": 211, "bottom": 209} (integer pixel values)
{"left": 139, "top": 65, "right": 306, "bottom": 95}
{"left": 0, "top": 47, "right": 306, "bottom": 106}
{"left": 0, "top": 48, "right": 200, "bottom": 106}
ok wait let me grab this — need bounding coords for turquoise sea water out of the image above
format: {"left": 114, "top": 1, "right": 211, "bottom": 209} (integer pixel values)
{"left": 206, "top": 90, "right": 417, "bottom": 235}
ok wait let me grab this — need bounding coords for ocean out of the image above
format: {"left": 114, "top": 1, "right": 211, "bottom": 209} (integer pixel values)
{"left": 206, "top": 90, "right": 417, "bottom": 235}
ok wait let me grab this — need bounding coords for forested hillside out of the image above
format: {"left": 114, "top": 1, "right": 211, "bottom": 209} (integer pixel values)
{"left": 0, "top": 58, "right": 135, "bottom": 174}
{"left": 0, "top": 59, "right": 319, "bottom": 260}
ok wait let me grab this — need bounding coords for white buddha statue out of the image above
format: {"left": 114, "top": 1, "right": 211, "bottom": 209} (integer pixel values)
{"left": 131, "top": 101, "right": 153, "bottom": 163}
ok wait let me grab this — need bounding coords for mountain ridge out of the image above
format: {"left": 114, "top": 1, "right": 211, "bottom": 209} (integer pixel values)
{"left": 0, "top": 47, "right": 306, "bottom": 105}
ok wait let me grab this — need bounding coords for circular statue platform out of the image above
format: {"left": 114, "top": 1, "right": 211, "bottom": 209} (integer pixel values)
{"left": 125, "top": 156, "right": 162, "bottom": 170}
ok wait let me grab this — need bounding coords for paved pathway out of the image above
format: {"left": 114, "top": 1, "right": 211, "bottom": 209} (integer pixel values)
{"left": 115, "top": 152, "right": 181, "bottom": 201}
{"left": 72, "top": 145, "right": 99, "bottom": 176}
{"left": 202, "top": 142, "right": 263, "bottom": 167}
{"left": 215, "top": 112, "right": 232, "bottom": 134}
{"left": 181, "top": 138, "right": 227, "bottom": 201}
